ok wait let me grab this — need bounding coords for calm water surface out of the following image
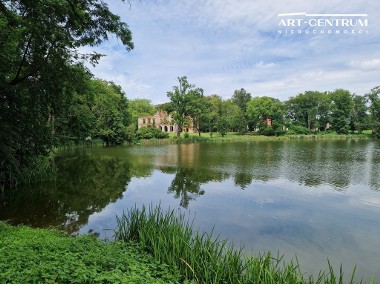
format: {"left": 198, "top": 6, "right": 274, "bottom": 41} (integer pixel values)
{"left": 1, "top": 140, "right": 380, "bottom": 280}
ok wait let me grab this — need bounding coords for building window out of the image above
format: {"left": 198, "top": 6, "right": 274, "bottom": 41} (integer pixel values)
{"left": 143, "top": 119, "right": 146, "bottom": 124}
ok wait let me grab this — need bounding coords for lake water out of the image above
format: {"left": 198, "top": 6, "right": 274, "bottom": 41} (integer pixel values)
{"left": 1, "top": 139, "right": 380, "bottom": 281}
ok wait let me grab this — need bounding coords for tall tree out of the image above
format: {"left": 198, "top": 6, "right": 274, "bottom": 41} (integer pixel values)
{"left": 187, "top": 94, "right": 209, "bottom": 136}
{"left": 0, "top": 0, "right": 133, "bottom": 187}
{"left": 350, "top": 95, "right": 368, "bottom": 133}
{"left": 221, "top": 100, "right": 247, "bottom": 133}
{"left": 285, "top": 91, "right": 331, "bottom": 130}
{"left": 329, "top": 89, "right": 353, "bottom": 134}
{"left": 201, "top": 95, "right": 223, "bottom": 136}
{"left": 54, "top": 77, "right": 97, "bottom": 145}
{"left": 231, "top": 88, "right": 252, "bottom": 112}
{"left": 91, "top": 80, "right": 131, "bottom": 145}
{"left": 367, "top": 86, "right": 380, "bottom": 137}
{"left": 246, "top": 96, "right": 284, "bottom": 131}
{"left": 167, "top": 76, "right": 204, "bottom": 139}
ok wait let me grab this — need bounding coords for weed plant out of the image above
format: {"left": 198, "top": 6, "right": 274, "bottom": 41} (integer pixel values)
{"left": 0, "top": 222, "right": 181, "bottom": 283}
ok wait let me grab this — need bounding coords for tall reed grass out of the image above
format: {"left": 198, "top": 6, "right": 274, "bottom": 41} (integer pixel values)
{"left": 115, "top": 204, "right": 374, "bottom": 284}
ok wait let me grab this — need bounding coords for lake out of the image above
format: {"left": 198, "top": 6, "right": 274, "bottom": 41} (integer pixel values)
{"left": 1, "top": 139, "right": 380, "bottom": 281}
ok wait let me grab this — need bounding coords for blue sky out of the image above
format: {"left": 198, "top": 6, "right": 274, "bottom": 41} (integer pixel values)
{"left": 86, "top": 0, "right": 380, "bottom": 104}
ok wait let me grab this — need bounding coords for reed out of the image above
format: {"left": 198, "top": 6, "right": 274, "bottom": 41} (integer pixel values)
{"left": 115, "top": 204, "right": 374, "bottom": 284}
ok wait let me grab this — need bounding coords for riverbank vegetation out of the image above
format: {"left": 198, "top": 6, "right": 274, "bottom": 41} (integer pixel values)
{"left": 114, "top": 205, "right": 376, "bottom": 283}
{"left": 2, "top": 205, "right": 373, "bottom": 284}
{"left": 0, "top": 221, "right": 181, "bottom": 283}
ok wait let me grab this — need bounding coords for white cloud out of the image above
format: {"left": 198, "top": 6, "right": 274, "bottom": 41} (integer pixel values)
{"left": 86, "top": 0, "right": 380, "bottom": 104}
{"left": 255, "top": 61, "right": 277, "bottom": 68}
{"left": 350, "top": 59, "right": 380, "bottom": 70}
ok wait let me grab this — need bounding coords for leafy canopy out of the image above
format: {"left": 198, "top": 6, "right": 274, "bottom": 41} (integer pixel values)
{"left": 167, "top": 76, "right": 204, "bottom": 139}
{"left": 0, "top": 0, "right": 134, "bottom": 187}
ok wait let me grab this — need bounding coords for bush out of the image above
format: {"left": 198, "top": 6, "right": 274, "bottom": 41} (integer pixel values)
{"left": 136, "top": 127, "right": 169, "bottom": 140}
{"left": 287, "top": 125, "right": 312, "bottom": 135}
{"left": 259, "top": 126, "right": 276, "bottom": 136}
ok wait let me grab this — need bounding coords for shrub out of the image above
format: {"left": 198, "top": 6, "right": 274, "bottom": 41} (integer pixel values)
{"left": 136, "top": 127, "right": 169, "bottom": 140}
{"left": 259, "top": 126, "right": 276, "bottom": 136}
{"left": 287, "top": 125, "right": 312, "bottom": 135}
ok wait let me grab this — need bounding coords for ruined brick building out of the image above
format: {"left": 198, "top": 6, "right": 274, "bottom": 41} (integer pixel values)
{"left": 138, "top": 110, "right": 195, "bottom": 133}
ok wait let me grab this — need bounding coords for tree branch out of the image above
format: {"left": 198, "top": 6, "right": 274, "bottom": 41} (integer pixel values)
{"left": 10, "top": 34, "right": 33, "bottom": 85}
{"left": 65, "top": 0, "right": 87, "bottom": 25}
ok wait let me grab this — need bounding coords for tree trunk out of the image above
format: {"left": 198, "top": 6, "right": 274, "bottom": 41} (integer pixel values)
{"left": 177, "top": 123, "right": 181, "bottom": 140}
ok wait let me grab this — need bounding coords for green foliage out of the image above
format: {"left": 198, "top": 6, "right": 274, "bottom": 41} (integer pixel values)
{"left": 115, "top": 204, "right": 367, "bottom": 284}
{"left": 0, "top": 222, "right": 180, "bottom": 283}
{"left": 0, "top": 0, "right": 133, "bottom": 188}
{"left": 217, "top": 115, "right": 229, "bottom": 137}
{"left": 246, "top": 96, "right": 284, "bottom": 131}
{"left": 167, "top": 76, "right": 204, "bottom": 139}
{"left": 231, "top": 88, "right": 252, "bottom": 112}
{"left": 287, "top": 125, "right": 312, "bottom": 135}
{"left": 91, "top": 80, "right": 131, "bottom": 145}
{"left": 366, "top": 86, "right": 380, "bottom": 137}
{"left": 350, "top": 94, "right": 369, "bottom": 133}
{"left": 137, "top": 127, "right": 169, "bottom": 140}
{"left": 156, "top": 102, "right": 176, "bottom": 114}
{"left": 222, "top": 100, "right": 247, "bottom": 133}
{"left": 186, "top": 92, "right": 209, "bottom": 136}
{"left": 330, "top": 89, "right": 353, "bottom": 134}
{"left": 285, "top": 91, "right": 331, "bottom": 130}
{"left": 200, "top": 94, "right": 223, "bottom": 135}
{"left": 129, "top": 99, "right": 156, "bottom": 129}
{"left": 259, "top": 126, "right": 276, "bottom": 136}
{"left": 54, "top": 72, "right": 97, "bottom": 145}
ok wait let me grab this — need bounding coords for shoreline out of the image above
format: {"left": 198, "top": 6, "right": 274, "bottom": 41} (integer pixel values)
{"left": 137, "top": 132, "right": 373, "bottom": 145}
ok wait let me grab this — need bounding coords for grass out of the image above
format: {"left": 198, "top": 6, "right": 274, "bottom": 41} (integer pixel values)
{"left": 0, "top": 222, "right": 181, "bottom": 283}
{"left": 115, "top": 204, "right": 377, "bottom": 284}
{"left": 0, "top": 156, "right": 58, "bottom": 191}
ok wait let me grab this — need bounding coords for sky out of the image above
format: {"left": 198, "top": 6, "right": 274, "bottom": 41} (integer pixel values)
{"left": 86, "top": 0, "right": 380, "bottom": 104}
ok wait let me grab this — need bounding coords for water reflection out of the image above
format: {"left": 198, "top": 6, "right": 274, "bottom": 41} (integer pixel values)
{"left": 0, "top": 149, "right": 134, "bottom": 232}
{"left": 1, "top": 140, "right": 380, "bottom": 281}
{"left": 2, "top": 140, "right": 379, "bottom": 229}
{"left": 167, "top": 168, "right": 205, "bottom": 208}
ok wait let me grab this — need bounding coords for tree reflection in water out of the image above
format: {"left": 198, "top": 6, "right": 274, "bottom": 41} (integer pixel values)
{"left": 0, "top": 150, "right": 134, "bottom": 233}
